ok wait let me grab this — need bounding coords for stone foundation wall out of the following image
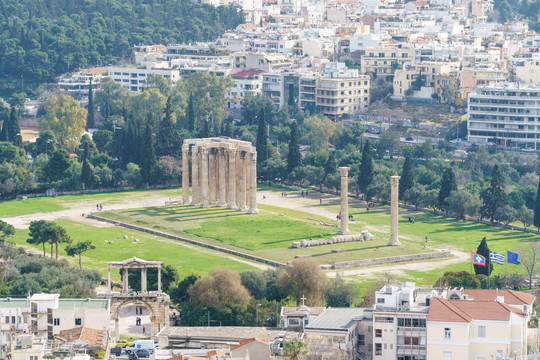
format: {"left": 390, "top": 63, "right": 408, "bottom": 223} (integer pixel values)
{"left": 332, "top": 250, "right": 452, "bottom": 270}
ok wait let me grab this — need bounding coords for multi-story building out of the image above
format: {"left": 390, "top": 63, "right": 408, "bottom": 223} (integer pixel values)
{"left": 467, "top": 84, "right": 540, "bottom": 149}
{"left": 393, "top": 61, "right": 458, "bottom": 99}
{"left": 459, "top": 66, "right": 507, "bottom": 100}
{"left": 299, "top": 74, "right": 317, "bottom": 111}
{"left": 361, "top": 46, "right": 414, "bottom": 81}
{"left": 316, "top": 63, "right": 370, "bottom": 118}
{"left": 427, "top": 288, "right": 533, "bottom": 360}
{"left": 57, "top": 72, "right": 102, "bottom": 99}
{"left": 228, "top": 69, "right": 264, "bottom": 108}
{"left": 107, "top": 62, "right": 181, "bottom": 92}
{"left": 515, "top": 59, "right": 540, "bottom": 85}
{"left": 372, "top": 282, "right": 429, "bottom": 360}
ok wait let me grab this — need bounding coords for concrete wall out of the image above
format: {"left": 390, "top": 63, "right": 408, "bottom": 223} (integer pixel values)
{"left": 332, "top": 251, "right": 452, "bottom": 270}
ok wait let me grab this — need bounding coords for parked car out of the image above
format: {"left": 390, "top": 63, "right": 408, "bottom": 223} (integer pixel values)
{"left": 128, "top": 353, "right": 139, "bottom": 360}
{"left": 110, "top": 346, "right": 123, "bottom": 356}
{"left": 405, "top": 136, "right": 414, "bottom": 141}
{"left": 136, "top": 349, "right": 150, "bottom": 358}
{"left": 116, "top": 339, "right": 132, "bottom": 348}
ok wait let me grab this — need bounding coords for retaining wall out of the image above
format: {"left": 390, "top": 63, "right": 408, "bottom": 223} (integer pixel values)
{"left": 332, "top": 250, "right": 453, "bottom": 270}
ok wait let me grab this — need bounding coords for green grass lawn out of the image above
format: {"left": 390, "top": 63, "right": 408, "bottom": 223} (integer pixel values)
{"left": 9, "top": 219, "right": 258, "bottom": 280}
{"left": 0, "top": 188, "right": 182, "bottom": 218}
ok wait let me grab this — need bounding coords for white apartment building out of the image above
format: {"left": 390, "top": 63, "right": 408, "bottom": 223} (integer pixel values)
{"left": 107, "top": 62, "right": 181, "bottom": 92}
{"left": 228, "top": 69, "right": 264, "bottom": 109}
{"left": 57, "top": 72, "right": 102, "bottom": 99}
{"left": 372, "top": 283, "right": 429, "bottom": 360}
{"left": 316, "top": 64, "right": 370, "bottom": 118}
{"left": 361, "top": 46, "right": 415, "bottom": 80}
{"left": 299, "top": 74, "right": 317, "bottom": 110}
{"left": 468, "top": 84, "right": 540, "bottom": 149}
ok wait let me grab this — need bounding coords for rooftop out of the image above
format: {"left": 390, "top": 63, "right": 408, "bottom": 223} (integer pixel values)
{"left": 159, "top": 327, "right": 294, "bottom": 343}
{"left": 57, "top": 299, "right": 109, "bottom": 310}
{"left": 428, "top": 297, "right": 525, "bottom": 323}
{"left": 463, "top": 289, "right": 535, "bottom": 305}
{"left": 305, "top": 308, "right": 370, "bottom": 332}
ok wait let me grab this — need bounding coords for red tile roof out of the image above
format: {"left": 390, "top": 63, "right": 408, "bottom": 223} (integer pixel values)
{"left": 207, "top": 350, "right": 227, "bottom": 357}
{"left": 231, "top": 69, "right": 265, "bottom": 79}
{"left": 230, "top": 338, "right": 270, "bottom": 351}
{"left": 463, "top": 289, "right": 535, "bottom": 305}
{"left": 55, "top": 327, "right": 107, "bottom": 350}
{"left": 428, "top": 298, "right": 525, "bottom": 323}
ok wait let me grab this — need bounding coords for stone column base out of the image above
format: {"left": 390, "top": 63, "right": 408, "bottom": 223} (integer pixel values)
{"left": 227, "top": 203, "right": 237, "bottom": 210}
{"left": 338, "top": 229, "right": 351, "bottom": 235}
{"left": 388, "top": 238, "right": 401, "bottom": 246}
{"left": 247, "top": 208, "right": 259, "bottom": 214}
{"left": 237, "top": 206, "right": 248, "bottom": 212}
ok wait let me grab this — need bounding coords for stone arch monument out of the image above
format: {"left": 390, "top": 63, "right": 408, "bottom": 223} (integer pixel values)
{"left": 182, "top": 137, "right": 258, "bottom": 213}
{"left": 101, "top": 257, "right": 170, "bottom": 338}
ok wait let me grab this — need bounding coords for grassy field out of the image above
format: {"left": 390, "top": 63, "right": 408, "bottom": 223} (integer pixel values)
{"left": 0, "top": 188, "right": 182, "bottom": 218}
{"left": 9, "top": 219, "right": 258, "bottom": 280}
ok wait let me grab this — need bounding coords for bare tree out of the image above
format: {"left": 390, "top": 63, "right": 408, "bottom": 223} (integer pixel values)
{"left": 515, "top": 243, "right": 540, "bottom": 289}
{"left": 277, "top": 258, "right": 327, "bottom": 306}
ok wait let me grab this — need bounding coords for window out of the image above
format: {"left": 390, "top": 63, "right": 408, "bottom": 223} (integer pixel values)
{"left": 11, "top": 316, "right": 15, "bottom": 324}
{"left": 444, "top": 328, "right": 451, "bottom": 339}
{"left": 358, "top": 335, "right": 365, "bottom": 346}
{"left": 478, "top": 325, "right": 486, "bottom": 338}
{"left": 53, "top": 318, "right": 60, "bottom": 326}
{"left": 375, "top": 329, "right": 382, "bottom": 337}
{"left": 75, "top": 318, "right": 82, "bottom": 326}
{"left": 375, "top": 343, "right": 382, "bottom": 355}
{"left": 4, "top": 316, "right": 8, "bottom": 324}
{"left": 288, "top": 318, "right": 300, "bottom": 326}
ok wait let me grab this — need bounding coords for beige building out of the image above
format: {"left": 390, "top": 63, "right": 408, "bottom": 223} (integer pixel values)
{"left": 316, "top": 65, "right": 370, "bottom": 119}
{"left": 230, "top": 338, "right": 270, "bottom": 360}
{"left": 427, "top": 296, "right": 530, "bottom": 359}
{"left": 459, "top": 67, "right": 507, "bottom": 100}
{"left": 393, "top": 61, "right": 458, "bottom": 99}
{"left": 361, "top": 46, "right": 414, "bottom": 80}
{"left": 515, "top": 59, "right": 540, "bottom": 85}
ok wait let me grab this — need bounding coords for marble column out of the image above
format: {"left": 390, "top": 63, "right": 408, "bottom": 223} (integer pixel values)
{"left": 182, "top": 145, "right": 190, "bottom": 204}
{"left": 236, "top": 149, "right": 242, "bottom": 208}
{"left": 201, "top": 148, "right": 209, "bottom": 208}
{"left": 209, "top": 149, "right": 216, "bottom": 204}
{"left": 122, "top": 268, "right": 129, "bottom": 294}
{"left": 218, "top": 149, "right": 227, "bottom": 206}
{"left": 338, "top": 167, "right": 351, "bottom": 235}
{"left": 238, "top": 152, "right": 247, "bottom": 211}
{"left": 228, "top": 149, "right": 237, "bottom": 209}
{"left": 141, "top": 268, "right": 147, "bottom": 293}
{"left": 247, "top": 152, "right": 259, "bottom": 214}
{"left": 107, "top": 265, "right": 111, "bottom": 293}
{"left": 157, "top": 266, "right": 162, "bottom": 294}
{"left": 244, "top": 151, "right": 251, "bottom": 209}
{"left": 191, "top": 147, "right": 199, "bottom": 206}
{"left": 388, "top": 176, "right": 401, "bottom": 246}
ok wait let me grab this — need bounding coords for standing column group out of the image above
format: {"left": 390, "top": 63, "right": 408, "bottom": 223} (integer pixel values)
{"left": 181, "top": 139, "right": 258, "bottom": 213}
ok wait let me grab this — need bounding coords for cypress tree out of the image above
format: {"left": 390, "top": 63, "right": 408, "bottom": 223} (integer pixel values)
{"left": 534, "top": 179, "right": 540, "bottom": 230}
{"left": 474, "top": 237, "right": 493, "bottom": 277}
{"left": 324, "top": 152, "right": 336, "bottom": 177}
{"left": 481, "top": 164, "right": 507, "bottom": 222}
{"left": 140, "top": 124, "right": 157, "bottom": 186}
{"left": 156, "top": 96, "right": 178, "bottom": 157}
{"left": 201, "top": 118, "right": 210, "bottom": 138}
{"left": 81, "top": 141, "right": 92, "bottom": 190}
{"left": 400, "top": 156, "right": 414, "bottom": 200}
{"left": 8, "top": 107, "right": 22, "bottom": 147}
{"left": 86, "top": 79, "right": 95, "bottom": 129}
{"left": 358, "top": 140, "right": 373, "bottom": 196}
{"left": 224, "top": 123, "right": 233, "bottom": 138}
{"left": 186, "top": 92, "right": 195, "bottom": 131}
{"left": 287, "top": 120, "right": 302, "bottom": 174}
{"left": 256, "top": 108, "right": 268, "bottom": 166}
{"left": 0, "top": 113, "right": 9, "bottom": 142}
{"left": 438, "top": 167, "right": 457, "bottom": 211}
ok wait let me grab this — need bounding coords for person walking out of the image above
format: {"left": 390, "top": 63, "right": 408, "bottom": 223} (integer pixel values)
{"left": 320, "top": 198, "right": 322, "bottom": 205}
{"left": 142, "top": 326, "right": 146, "bottom": 334}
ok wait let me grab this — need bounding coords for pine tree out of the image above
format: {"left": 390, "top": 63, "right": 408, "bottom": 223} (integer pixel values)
{"left": 187, "top": 92, "right": 195, "bottom": 131}
{"left": 86, "top": 79, "right": 95, "bottom": 129}
{"left": 358, "top": 140, "right": 373, "bottom": 196}
{"left": 140, "top": 124, "right": 157, "bottom": 186}
{"left": 0, "top": 113, "right": 9, "bottom": 142}
{"left": 399, "top": 156, "right": 414, "bottom": 200}
{"left": 324, "top": 152, "right": 337, "bottom": 178}
{"left": 156, "top": 96, "right": 179, "bottom": 157}
{"left": 438, "top": 167, "right": 457, "bottom": 211}
{"left": 287, "top": 120, "right": 302, "bottom": 174}
{"left": 534, "top": 179, "right": 540, "bottom": 230}
{"left": 474, "top": 237, "right": 493, "bottom": 277}
{"left": 481, "top": 164, "right": 507, "bottom": 222}
{"left": 224, "top": 123, "right": 233, "bottom": 137}
{"left": 201, "top": 118, "right": 210, "bottom": 138}
{"left": 81, "top": 141, "right": 93, "bottom": 190}
{"left": 8, "top": 107, "right": 22, "bottom": 147}
{"left": 256, "top": 108, "right": 269, "bottom": 167}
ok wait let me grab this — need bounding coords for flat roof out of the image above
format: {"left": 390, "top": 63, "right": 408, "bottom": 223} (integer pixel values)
{"left": 0, "top": 300, "right": 27, "bottom": 308}
{"left": 305, "top": 308, "right": 369, "bottom": 332}
{"left": 57, "top": 299, "right": 109, "bottom": 310}
{"left": 159, "top": 327, "right": 295, "bottom": 343}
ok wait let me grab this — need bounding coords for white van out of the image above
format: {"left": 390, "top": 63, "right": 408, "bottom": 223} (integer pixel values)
{"left": 125, "top": 340, "right": 157, "bottom": 354}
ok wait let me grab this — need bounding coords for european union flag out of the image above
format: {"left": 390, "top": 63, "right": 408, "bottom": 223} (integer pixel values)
{"left": 507, "top": 251, "right": 521, "bottom": 265}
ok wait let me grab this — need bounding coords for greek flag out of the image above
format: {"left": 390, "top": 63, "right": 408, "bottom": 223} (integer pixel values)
{"left": 490, "top": 251, "right": 505, "bottom": 265}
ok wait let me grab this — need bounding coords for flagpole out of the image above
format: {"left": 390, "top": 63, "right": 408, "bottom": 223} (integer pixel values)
{"left": 471, "top": 251, "right": 473, "bottom": 275}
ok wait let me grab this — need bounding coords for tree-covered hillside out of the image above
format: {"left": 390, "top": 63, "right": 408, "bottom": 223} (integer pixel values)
{"left": 0, "top": 0, "right": 243, "bottom": 96}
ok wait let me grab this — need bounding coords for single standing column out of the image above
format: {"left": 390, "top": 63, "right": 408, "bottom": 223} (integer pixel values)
{"left": 107, "top": 265, "right": 111, "bottom": 293}
{"left": 338, "top": 167, "right": 351, "bottom": 235}
{"left": 388, "top": 175, "right": 401, "bottom": 246}
{"left": 237, "top": 152, "right": 247, "bottom": 211}
{"left": 182, "top": 145, "right": 190, "bottom": 204}
{"left": 141, "top": 268, "right": 147, "bottom": 294}
{"left": 191, "top": 147, "right": 199, "bottom": 206}
{"left": 247, "top": 152, "right": 259, "bottom": 214}
{"left": 244, "top": 153, "right": 251, "bottom": 208}
{"left": 157, "top": 266, "right": 162, "bottom": 294}
{"left": 122, "top": 268, "right": 129, "bottom": 294}
{"left": 201, "top": 148, "right": 209, "bottom": 208}
{"left": 209, "top": 149, "right": 216, "bottom": 204}
{"left": 228, "top": 149, "right": 237, "bottom": 209}
{"left": 218, "top": 149, "right": 227, "bottom": 206}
